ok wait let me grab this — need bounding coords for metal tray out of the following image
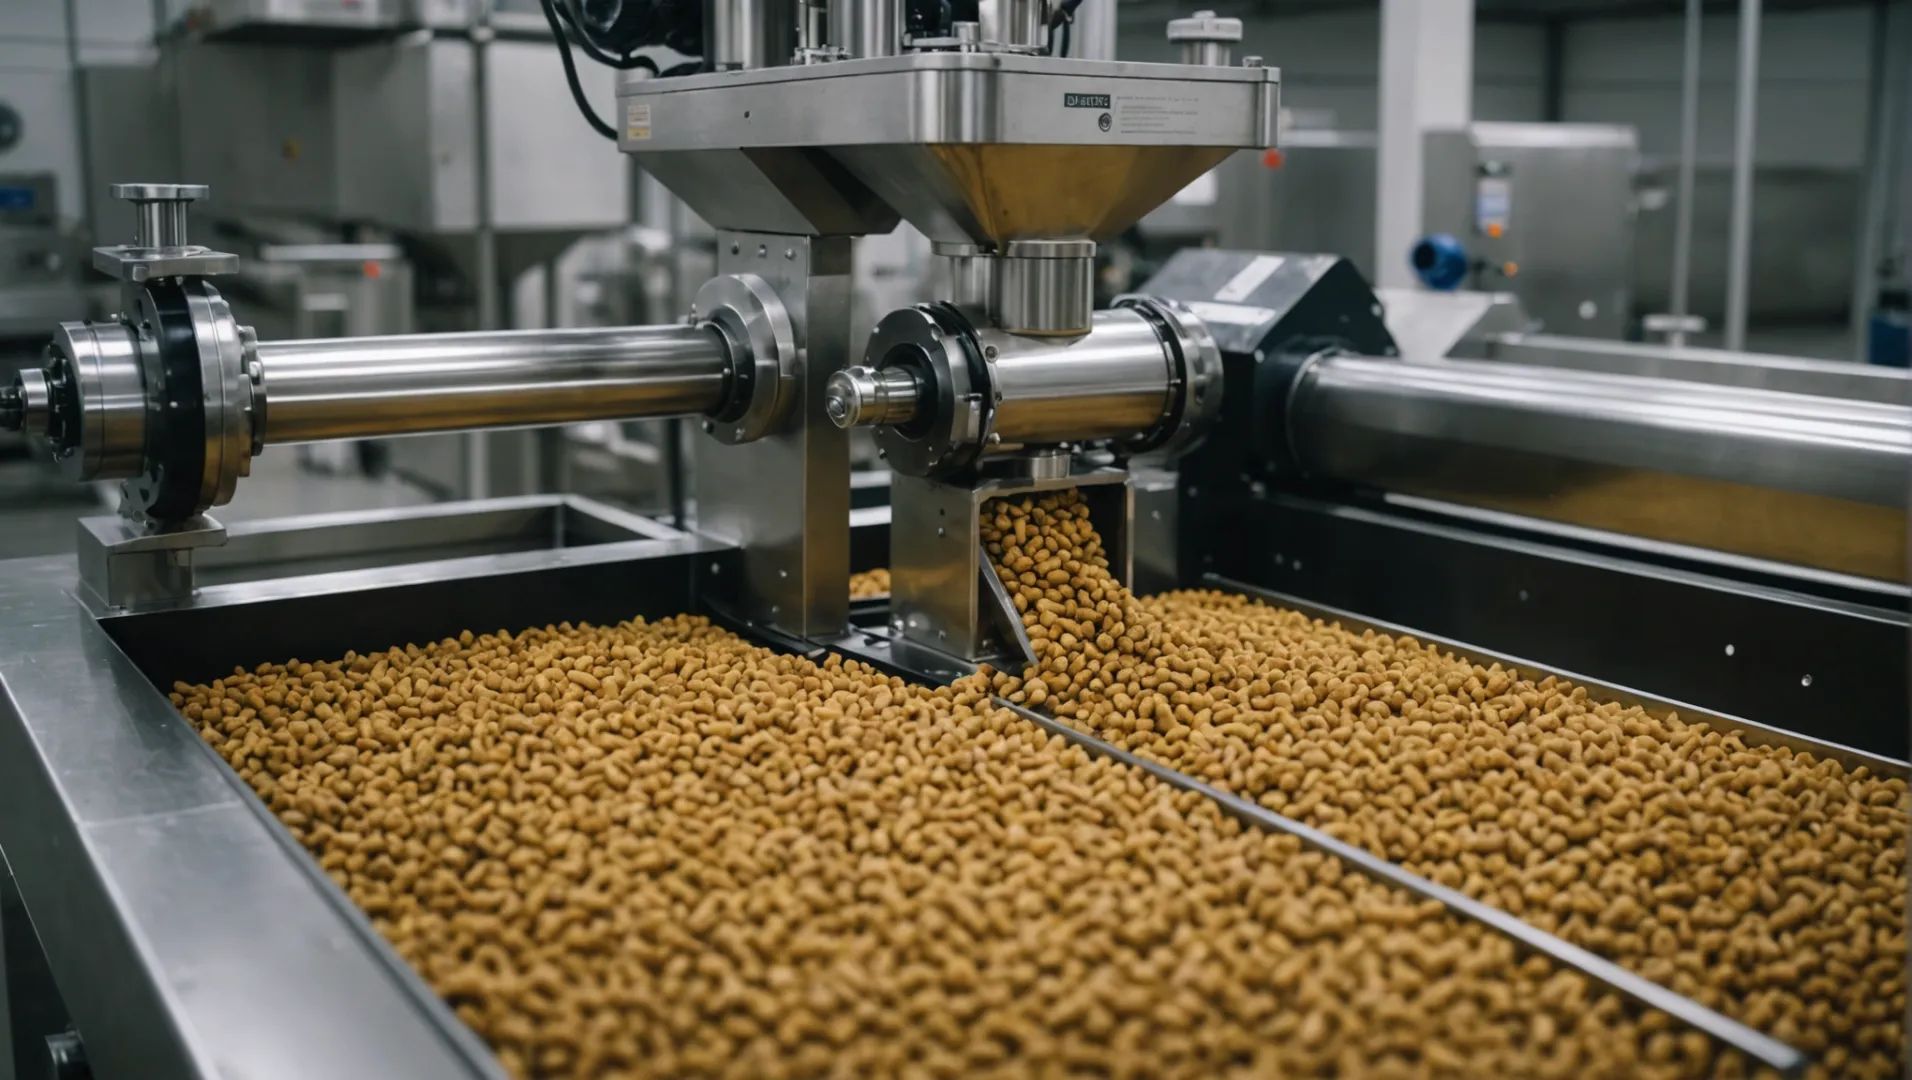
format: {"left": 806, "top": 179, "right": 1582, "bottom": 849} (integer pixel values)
{"left": 0, "top": 508, "right": 730, "bottom": 1080}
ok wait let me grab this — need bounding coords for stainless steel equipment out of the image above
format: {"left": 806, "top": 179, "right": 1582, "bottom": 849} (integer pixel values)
{"left": 2, "top": 10, "right": 1902, "bottom": 1080}
{"left": 1280, "top": 352, "right": 1909, "bottom": 583}
{"left": 1164, "top": 9, "right": 1241, "bottom": 67}
{"left": 1144, "top": 246, "right": 1907, "bottom": 758}
{"left": 1420, "top": 123, "right": 1640, "bottom": 339}
{"left": 0, "top": 183, "right": 795, "bottom": 610}
{"left": 616, "top": 44, "right": 1278, "bottom": 647}
{"left": 0, "top": 172, "right": 108, "bottom": 343}
{"left": 1163, "top": 122, "right": 1642, "bottom": 340}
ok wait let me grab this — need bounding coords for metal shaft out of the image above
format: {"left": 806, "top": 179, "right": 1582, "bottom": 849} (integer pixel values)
{"left": 258, "top": 325, "right": 733, "bottom": 444}
{"left": 1669, "top": 0, "right": 1702, "bottom": 345}
{"left": 825, "top": 365, "right": 919, "bottom": 428}
{"left": 133, "top": 201, "right": 189, "bottom": 249}
{"left": 1724, "top": 0, "right": 1762, "bottom": 352}
{"left": 709, "top": 0, "right": 800, "bottom": 67}
{"left": 984, "top": 311, "right": 1172, "bottom": 444}
{"left": 830, "top": 0, "right": 897, "bottom": 58}
{"left": 1288, "top": 355, "right": 1911, "bottom": 509}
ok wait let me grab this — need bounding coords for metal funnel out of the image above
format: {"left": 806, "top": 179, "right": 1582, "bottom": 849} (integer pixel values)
{"left": 619, "top": 54, "right": 1279, "bottom": 244}
{"left": 830, "top": 143, "right": 1242, "bottom": 246}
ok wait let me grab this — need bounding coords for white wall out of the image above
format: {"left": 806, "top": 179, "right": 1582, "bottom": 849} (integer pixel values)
{"left": 0, "top": 0, "right": 160, "bottom": 225}
{"left": 1559, "top": 5, "right": 1886, "bottom": 168}
{"left": 1117, "top": 8, "right": 1547, "bottom": 130}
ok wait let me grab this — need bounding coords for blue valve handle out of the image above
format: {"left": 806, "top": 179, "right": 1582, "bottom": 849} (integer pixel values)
{"left": 1410, "top": 233, "right": 1470, "bottom": 291}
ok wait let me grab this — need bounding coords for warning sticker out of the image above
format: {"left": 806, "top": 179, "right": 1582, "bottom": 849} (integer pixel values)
{"left": 625, "top": 103, "right": 652, "bottom": 141}
{"left": 1114, "top": 94, "right": 1201, "bottom": 137}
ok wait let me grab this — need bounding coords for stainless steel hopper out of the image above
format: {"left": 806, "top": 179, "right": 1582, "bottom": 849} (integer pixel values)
{"left": 616, "top": 52, "right": 1279, "bottom": 242}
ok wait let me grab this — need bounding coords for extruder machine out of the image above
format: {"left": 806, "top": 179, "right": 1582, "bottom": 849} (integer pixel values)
{"left": 0, "top": 0, "right": 1905, "bottom": 1077}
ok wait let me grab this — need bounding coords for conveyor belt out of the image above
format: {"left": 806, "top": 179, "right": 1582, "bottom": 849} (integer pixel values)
{"left": 1209, "top": 575, "right": 1909, "bottom": 782}
{"left": 997, "top": 698, "right": 1806, "bottom": 1074}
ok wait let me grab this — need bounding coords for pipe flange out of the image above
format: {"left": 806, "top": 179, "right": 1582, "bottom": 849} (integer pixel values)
{"left": 239, "top": 323, "right": 265, "bottom": 464}
{"left": 187, "top": 280, "right": 252, "bottom": 506}
{"left": 693, "top": 273, "right": 796, "bottom": 445}
{"left": 44, "top": 318, "right": 147, "bottom": 483}
{"left": 118, "top": 280, "right": 248, "bottom": 520}
{"left": 864, "top": 303, "right": 988, "bottom": 478}
{"left": 1112, "top": 294, "right": 1225, "bottom": 458}
{"left": 120, "top": 283, "right": 203, "bottom": 519}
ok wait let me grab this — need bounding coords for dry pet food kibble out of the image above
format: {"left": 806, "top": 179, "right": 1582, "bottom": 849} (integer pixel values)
{"left": 180, "top": 613, "right": 1727, "bottom": 1078}
{"left": 848, "top": 567, "right": 890, "bottom": 599}
{"left": 983, "top": 489, "right": 1910, "bottom": 1080}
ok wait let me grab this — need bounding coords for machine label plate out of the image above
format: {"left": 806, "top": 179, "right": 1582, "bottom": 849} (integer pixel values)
{"left": 625, "top": 103, "right": 652, "bottom": 141}
{"left": 1213, "top": 254, "right": 1284, "bottom": 302}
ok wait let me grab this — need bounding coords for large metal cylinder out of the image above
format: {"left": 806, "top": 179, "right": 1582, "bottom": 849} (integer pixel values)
{"left": 983, "top": 309, "right": 1173, "bottom": 445}
{"left": 259, "top": 325, "right": 734, "bottom": 444}
{"left": 1284, "top": 354, "right": 1911, "bottom": 580}
{"left": 704, "top": 0, "right": 799, "bottom": 68}
{"left": 828, "top": 297, "right": 1220, "bottom": 477}
{"left": 829, "top": 0, "right": 897, "bottom": 57}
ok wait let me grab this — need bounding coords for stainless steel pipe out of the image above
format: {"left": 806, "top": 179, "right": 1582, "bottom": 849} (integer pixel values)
{"left": 830, "top": 0, "right": 898, "bottom": 57}
{"left": 983, "top": 309, "right": 1173, "bottom": 445}
{"left": 1285, "top": 354, "right": 1911, "bottom": 580}
{"left": 1290, "top": 356, "right": 1910, "bottom": 508}
{"left": 258, "top": 325, "right": 733, "bottom": 444}
{"left": 705, "top": 0, "right": 799, "bottom": 68}
{"left": 832, "top": 297, "right": 1219, "bottom": 478}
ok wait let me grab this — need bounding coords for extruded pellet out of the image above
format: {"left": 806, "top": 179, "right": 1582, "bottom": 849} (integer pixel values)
{"left": 982, "top": 488, "right": 1908, "bottom": 1080}
{"left": 848, "top": 568, "right": 890, "bottom": 599}
{"left": 179, "top": 612, "right": 1727, "bottom": 1079}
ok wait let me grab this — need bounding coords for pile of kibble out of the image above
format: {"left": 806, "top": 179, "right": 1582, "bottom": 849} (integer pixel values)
{"left": 981, "top": 489, "right": 1909, "bottom": 1080}
{"left": 180, "top": 617, "right": 1737, "bottom": 1078}
{"left": 848, "top": 567, "right": 890, "bottom": 599}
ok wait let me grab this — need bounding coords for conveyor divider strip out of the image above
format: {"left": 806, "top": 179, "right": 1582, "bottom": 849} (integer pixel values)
{"left": 993, "top": 698, "right": 1809, "bottom": 1076}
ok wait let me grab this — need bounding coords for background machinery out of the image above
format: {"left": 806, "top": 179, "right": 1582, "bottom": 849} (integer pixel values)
{"left": 0, "top": 2, "right": 1904, "bottom": 1078}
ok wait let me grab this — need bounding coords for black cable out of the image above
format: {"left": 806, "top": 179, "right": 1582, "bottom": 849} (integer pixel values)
{"left": 540, "top": 0, "right": 620, "bottom": 140}
{"left": 1047, "top": 0, "right": 1085, "bottom": 56}
{"left": 551, "top": 1, "right": 661, "bottom": 71}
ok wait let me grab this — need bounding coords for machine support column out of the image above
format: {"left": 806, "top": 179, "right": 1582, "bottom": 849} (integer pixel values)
{"left": 1669, "top": 0, "right": 1703, "bottom": 346}
{"left": 1375, "top": 0, "right": 1473, "bottom": 288}
{"left": 1723, "top": 0, "right": 1762, "bottom": 353}
{"left": 693, "top": 231, "right": 852, "bottom": 640}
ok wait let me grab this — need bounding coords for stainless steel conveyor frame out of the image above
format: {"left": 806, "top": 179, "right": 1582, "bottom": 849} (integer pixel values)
{"left": 1, "top": 7, "right": 1906, "bottom": 1077}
